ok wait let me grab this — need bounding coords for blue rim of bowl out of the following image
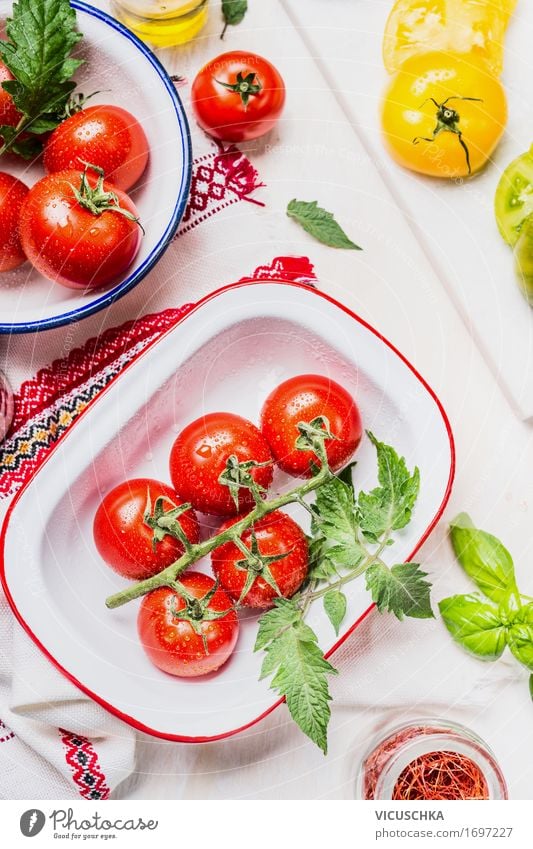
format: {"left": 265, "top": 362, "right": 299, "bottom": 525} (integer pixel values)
{"left": 0, "top": 0, "right": 192, "bottom": 335}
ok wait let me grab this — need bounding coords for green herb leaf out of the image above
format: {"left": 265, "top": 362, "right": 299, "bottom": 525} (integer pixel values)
{"left": 254, "top": 597, "right": 301, "bottom": 651}
{"left": 449, "top": 514, "right": 518, "bottom": 604}
{"left": 507, "top": 604, "right": 533, "bottom": 671}
{"left": 287, "top": 199, "right": 362, "bottom": 250}
{"left": 336, "top": 462, "right": 356, "bottom": 495}
{"left": 310, "top": 474, "right": 365, "bottom": 574}
{"left": 438, "top": 593, "right": 507, "bottom": 660}
{"left": 366, "top": 561, "right": 433, "bottom": 620}
{"left": 0, "top": 0, "right": 83, "bottom": 153}
{"left": 256, "top": 600, "right": 337, "bottom": 753}
{"left": 221, "top": 0, "right": 247, "bottom": 38}
{"left": 323, "top": 590, "right": 347, "bottom": 635}
{"left": 358, "top": 432, "right": 420, "bottom": 541}
{"left": 529, "top": 673, "right": 533, "bottom": 702}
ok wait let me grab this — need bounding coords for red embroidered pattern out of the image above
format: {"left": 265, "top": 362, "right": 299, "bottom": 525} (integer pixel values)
{"left": 0, "top": 256, "right": 315, "bottom": 499}
{"left": 178, "top": 144, "right": 264, "bottom": 235}
{"left": 0, "top": 718, "right": 15, "bottom": 743}
{"left": 59, "top": 728, "right": 111, "bottom": 801}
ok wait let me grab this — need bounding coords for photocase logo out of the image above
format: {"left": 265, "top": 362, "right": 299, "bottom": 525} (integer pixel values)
{"left": 20, "top": 809, "right": 46, "bottom": 837}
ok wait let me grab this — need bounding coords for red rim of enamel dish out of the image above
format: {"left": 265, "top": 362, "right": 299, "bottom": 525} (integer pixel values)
{"left": 0, "top": 280, "right": 456, "bottom": 743}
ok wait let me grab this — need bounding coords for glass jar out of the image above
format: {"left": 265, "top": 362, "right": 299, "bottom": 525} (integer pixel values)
{"left": 357, "top": 719, "right": 508, "bottom": 800}
{"left": 111, "top": 0, "right": 209, "bottom": 47}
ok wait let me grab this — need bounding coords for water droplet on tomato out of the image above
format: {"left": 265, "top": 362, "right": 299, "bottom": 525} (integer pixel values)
{"left": 196, "top": 443, "right": 212, "bottom": 459}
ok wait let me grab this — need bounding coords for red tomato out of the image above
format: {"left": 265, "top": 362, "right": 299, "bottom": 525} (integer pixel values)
{"left": 170, "top": 412, "right": 273, "bottom": 517}
{"left": 191, "top": 51, "right": 285, "bottom": 142}
{"left": 43, "top": 105, "right": 149, "bottom": 191}
{"left": 93, "top": 478, "right": 199, "bottom": 581}
{"left": 261, "top": 374, "right": 362, "bottom": 478}
{"left": 0, "top": 61, "right": 22, "bottom": 133}
{"left": 138, "top": 572, "right": 239, "bottom": 677}
{"left": 212, "top": 510, "right": 309, "bottom": 608}
{"left": 0, "top": 172, "right": 28, "bottom": 272}
{"left": 19, "top": 168, "right": 142, "bottom": 289}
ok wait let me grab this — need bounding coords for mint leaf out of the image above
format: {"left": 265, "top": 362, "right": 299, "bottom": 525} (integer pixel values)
{"left": 0, "top": 0, "right": 83, "bottom": 152}
{"left": 311, "top": 474, "right": 365, "bottom": 573}
{"left": 323, "top": 590, "right": 347, "bottom": 635}
{"left": 358, "top": 432, "right": 420, "bottom": 540}
{"left": 449, "top": 514, "right": 518, "bottom": 604}
{"left": 438, "top": 594, "right": 507, "bottom": 660}
{"left": 256, "top": 603, "right": 337, "bottom": 753}
{"left": 507, "top": 604, "right": 533, "bottom": 671}
{"left": 287, "top": 199, "right": 362, "bottom": 250}
{"left": 221, "top": 0, "right": 247, "bottom": 38}
{"left": 366, "top": 562, "right": 433, "bottom": 620}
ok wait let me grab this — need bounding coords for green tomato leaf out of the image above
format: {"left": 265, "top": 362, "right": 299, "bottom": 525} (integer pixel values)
{"left": 309, "top": 473, "right": 365, "bottom": 578}
{"left": 507, "top": 604, "right": 533, "bottom": 672}
{"left": 449, "top": 514, "right": 518, "bottom": 604}
{"left": 323, "top": 590, "right": 347, "bottom": 635}
{"left": 287, "top": 199, "right": 362, "bottom": 250}
{"left": 254, "top": 597, "right": 301, "bottom": 651}
{"left": 0, "top": 0, "right": 83, "bottom": 139}
{"left": 366, "top": 562, "right": 433, "bottom": 620}
{"left": 438, "top": 593, "right": 507, "bottom": 660}
{"left": 255, "top": 600, "right": 337, "bottom": 753}
{"left": 358, "top": 432, "right": 420, "bottom": 540}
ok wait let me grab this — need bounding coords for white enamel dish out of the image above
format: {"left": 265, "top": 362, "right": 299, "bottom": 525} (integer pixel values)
{"left": 0, "top": 282, "right": 455, "bottom": 741}
{"left": 0, "top": 0, "right": 191, "bottom": 334}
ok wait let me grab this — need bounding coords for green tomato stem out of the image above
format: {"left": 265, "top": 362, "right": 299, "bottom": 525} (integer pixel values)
{"left": 105, "top": 461, "right": 332, "bottom": 610}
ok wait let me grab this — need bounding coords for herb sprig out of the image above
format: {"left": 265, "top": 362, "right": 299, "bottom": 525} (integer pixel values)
{"left": 0, "top": 0, "right": 83, "bottom": 158}
{"left": 106, "top": 422, "right": 427, "bottom": 751}
{"left": 440, "top": 514, "right": 533, "bottom": 700}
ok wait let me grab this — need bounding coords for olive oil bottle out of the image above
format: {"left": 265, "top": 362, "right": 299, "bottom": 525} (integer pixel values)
{"left": 111, "top": 0, "right": 209, "bottom": 47}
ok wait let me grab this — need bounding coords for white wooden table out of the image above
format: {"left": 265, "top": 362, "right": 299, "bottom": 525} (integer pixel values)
{"left": 102, "top": 0, "right": 533, "bottom": 799}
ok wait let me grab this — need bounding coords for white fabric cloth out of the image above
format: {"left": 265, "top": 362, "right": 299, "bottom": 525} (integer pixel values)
{"left": 1, "top": 0, "right": 532, "bottom": 800}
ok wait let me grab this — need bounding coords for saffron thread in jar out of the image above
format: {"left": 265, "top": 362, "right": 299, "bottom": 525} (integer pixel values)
{"left": 392, "top": 751, "right": 489, "bottom": 800}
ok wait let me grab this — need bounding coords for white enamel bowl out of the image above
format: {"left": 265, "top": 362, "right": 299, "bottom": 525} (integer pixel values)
{"left": 0, "top": 282, "right": 455, "bottom": 741}
{"left": 0, "top": 0, "right": 191, "bottom": 333}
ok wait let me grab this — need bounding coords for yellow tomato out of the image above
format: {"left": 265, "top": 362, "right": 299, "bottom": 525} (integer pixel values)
{"left": 381, "top": 52, "right": 507, "bottom": 178}
{"left": 383, "top": 0, "right": 513, "bottom": 76}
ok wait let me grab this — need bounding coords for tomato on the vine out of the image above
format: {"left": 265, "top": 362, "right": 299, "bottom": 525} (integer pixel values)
{"left": 381, "top": 51, "right": 507, "bottom": 178}
{"left": 169, "top": 412, "right": 274, "bottom": 517}
{"left": 191, "top": 50, "right": 286, "bottom": 142}
{"left": 93, "top": 478, "right": 199, "bottom": 581}
{"left": 261, "top": 374, "right": 362, "bottom": 478}
{"left": 138, "top": 572, "right": 239, "bottom": 677}
{"left": 43, "top": 105, "right": 149, "bottom": 191}
{"left": 212, "top": 510, "right": 309, "bottom": 608}
{"left": 0, "top": 172, "right": 28, "bottom": 272}
{"left": 19, "top": 165, "right": 142, "bottom": 289}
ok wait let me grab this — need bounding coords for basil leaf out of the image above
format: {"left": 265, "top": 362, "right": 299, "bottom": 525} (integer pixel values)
{"left": 449, "top": 514, "right": 518, "bottom": 604}
{"left": 438, "top": 593, "right": 507, "bottom": 660}
{"left": 221, "top": 0, "right": 247, "bottom": 38}
{"left": 508, "top": 604, "right": 533, "bottom": 671}
{"left": 366, "top": 562, "right": 433, "bottom": 620}
{"left": 287, "top": 199, "right": 362, "bottom": 250}
{"left": 323, "top": 590, "right": 347, "bottom": 635}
